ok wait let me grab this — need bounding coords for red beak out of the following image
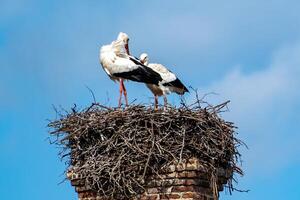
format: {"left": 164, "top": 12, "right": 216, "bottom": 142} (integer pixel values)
{"left": 125, "top": 43, "right": 130, "bottom": 55}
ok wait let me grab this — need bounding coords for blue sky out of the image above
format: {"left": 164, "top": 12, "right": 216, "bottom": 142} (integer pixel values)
{"left": 1, "top": 1, "right": 300, "bottom": 199}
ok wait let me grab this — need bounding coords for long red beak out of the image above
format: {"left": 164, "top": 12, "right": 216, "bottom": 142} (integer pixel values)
{"left": 125, "top": 43, "right": 130, "bottom": 55}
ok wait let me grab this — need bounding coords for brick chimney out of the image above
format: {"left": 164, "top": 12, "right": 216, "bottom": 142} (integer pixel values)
{"left": 67, "top": 158, "right": 230, "bottom": 200}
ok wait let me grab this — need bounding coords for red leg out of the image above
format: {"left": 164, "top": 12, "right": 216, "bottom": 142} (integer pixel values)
{"left": 154, "top": 95, "right": 158, "bottom": 110}
{"left": 121, "top": 79, "right": 128, "bottom": 106}
{"left": 118, "top": 79, "right": 123, "bottom": 107}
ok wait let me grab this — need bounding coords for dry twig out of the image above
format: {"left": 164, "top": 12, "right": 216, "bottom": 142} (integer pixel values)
{"left": 49, "top": 97, "right": 244, "bottom": 199}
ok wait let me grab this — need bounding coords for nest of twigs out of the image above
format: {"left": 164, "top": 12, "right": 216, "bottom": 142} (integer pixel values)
{"left": 49, "top": 99, "right": 243, "bottom": 199}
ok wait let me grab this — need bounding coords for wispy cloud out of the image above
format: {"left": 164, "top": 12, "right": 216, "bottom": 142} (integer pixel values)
{"left": 200, "top": 42, "right": 300, "bottom": 176}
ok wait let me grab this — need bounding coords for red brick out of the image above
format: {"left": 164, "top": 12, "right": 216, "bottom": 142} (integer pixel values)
{"left": 177, "top": 171, "right": 187, "bottom": 178}
{"left": 70, "top": 158, "right": 229, "bottom": 200}
{"left": 182, "top": 192, "right": 195, "bottom": 198}
{"left": 172, "top": 186, "right": 195, "bottom": 192}
{"left": 185, "top": 179, "right": 197, "bottom": 185}
{"left": 145, "top": 194, "right": 159, "bottom": 200}
{"left": 160, "top": 193, "right": 181, "bottom": 199}
{"left": 186, "top": 171, "right": 198, "bottom": 178}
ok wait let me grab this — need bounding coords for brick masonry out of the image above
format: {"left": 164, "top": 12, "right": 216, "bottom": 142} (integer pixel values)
{"left": 67, "top": 158, "right": 231, "bottom": 200}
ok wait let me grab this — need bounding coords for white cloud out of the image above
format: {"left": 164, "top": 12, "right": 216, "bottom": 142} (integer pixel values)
{"left": 199, "top": 42, "right": 300, "bottom": 176}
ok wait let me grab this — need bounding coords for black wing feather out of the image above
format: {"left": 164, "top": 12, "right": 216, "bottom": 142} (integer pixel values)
{"left": 113, "top": 57, "right": 162, "bottom": 84}
{"left": 163, "top": 78, "right": 189, "bottom": 93}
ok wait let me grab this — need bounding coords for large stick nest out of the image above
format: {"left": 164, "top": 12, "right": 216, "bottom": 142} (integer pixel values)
{"left": 49, "top": 99, "right": 244, "bottom": 199}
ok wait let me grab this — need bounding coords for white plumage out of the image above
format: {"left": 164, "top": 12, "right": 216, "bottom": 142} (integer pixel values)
{"left": 99, "top": 33, "right": 162, "bottom": 107}
{"left": 100, "top": 33, "right": 130, "bottom": 80}
{"left": 139, "top": 53, "right": 188, "bottom": 108}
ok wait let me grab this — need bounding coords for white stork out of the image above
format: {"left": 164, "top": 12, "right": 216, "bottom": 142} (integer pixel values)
{"left": 139, "top": 53, "right": 189, "bottom": 109}
{"left": 100, "top": 33, "right": 162, "bottom": 107}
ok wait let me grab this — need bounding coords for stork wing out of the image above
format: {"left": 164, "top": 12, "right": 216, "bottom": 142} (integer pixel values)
{"left": 112, "top": 56, "right": 163, "bottom": 85}
{"left": 163, "top": 78, "right": 189, "bottom": 93}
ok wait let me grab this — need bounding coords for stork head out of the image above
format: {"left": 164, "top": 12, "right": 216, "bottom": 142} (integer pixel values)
{"left": 139, "top": 53, "right": 149, "bottom": 65}
{"left": 117, "top": 32, "right": 130, "bottom": 55}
